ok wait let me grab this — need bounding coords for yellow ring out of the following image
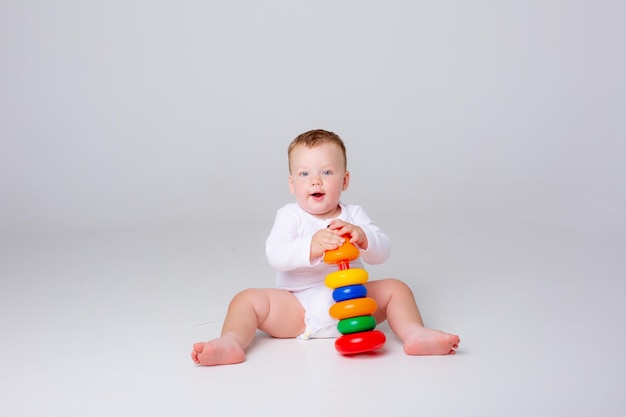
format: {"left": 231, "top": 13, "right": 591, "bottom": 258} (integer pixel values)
{"left": 324, "top": 268, "right": 369, "bottom": 289}
{"left": 329, "top": 297, "right": 377, "bottom": 320}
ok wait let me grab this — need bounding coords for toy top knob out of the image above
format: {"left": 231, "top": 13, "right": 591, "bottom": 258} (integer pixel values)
{"left": 323, "top": 236, "right": 360, "bottom": 265}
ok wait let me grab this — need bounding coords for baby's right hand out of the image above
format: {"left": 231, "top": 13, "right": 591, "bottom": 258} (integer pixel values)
{"left": 310, "top": 228, "right": 345, "bottom": 261}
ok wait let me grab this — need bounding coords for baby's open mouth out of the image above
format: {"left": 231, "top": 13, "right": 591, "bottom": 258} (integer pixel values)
{"left": 311, "top": 192, "right": 324, "bottom": 198}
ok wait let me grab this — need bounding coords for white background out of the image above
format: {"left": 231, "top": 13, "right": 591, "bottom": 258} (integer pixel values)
{"left": 2, "top": 0, "right": 624, "bottom": 237}
{"left": 1, "top": 2, "right": 625, "bottom": 417}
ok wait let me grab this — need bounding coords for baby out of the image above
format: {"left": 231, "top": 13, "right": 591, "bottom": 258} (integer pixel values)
{"left": 192, "top": 129, "right": 459, "bottom": 365}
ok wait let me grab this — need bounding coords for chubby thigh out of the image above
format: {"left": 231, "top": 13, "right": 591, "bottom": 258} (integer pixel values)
{"left": 255, "top": 288, "right": 306, "bottom": 338}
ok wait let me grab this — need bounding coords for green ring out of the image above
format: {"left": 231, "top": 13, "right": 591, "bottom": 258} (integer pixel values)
{"left": 337, "top": 315, "right": 377, "bottom": 335}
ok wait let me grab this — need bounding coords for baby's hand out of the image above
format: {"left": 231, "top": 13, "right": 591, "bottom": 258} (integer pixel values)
{"left": 327, "top": 220, "right": 368, "bottom": 250}
{"left": 310, "top": 228, "right": 345, "bottom": 261}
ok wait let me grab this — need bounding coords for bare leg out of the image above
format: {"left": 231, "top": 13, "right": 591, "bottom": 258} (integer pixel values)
{"left": 366, "top": 279, "right": 460, "bottom": 355}
{"left": 191, "top": 288, "right": 305, "bottom": 366}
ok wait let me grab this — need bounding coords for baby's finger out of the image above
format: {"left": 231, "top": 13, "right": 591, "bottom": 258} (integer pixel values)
{"left": 327, "top": 219, "right": 347, "bottom": 230}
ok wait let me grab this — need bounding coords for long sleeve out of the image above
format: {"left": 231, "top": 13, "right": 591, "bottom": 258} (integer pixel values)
{"left": 348, "top": 205, "right": 391, "bottom": 265}
{"left": 265, "top": 207, "right": 315, "bottom": 271}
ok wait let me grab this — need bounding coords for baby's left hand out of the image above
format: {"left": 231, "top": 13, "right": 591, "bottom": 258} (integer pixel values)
{"left": 327, "top": 220, "right": 368, "bottom": 250}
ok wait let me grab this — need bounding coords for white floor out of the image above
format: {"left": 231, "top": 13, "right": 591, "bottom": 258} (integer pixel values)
{"left": 1, "top": 213, "right": 624, "bottom": 417}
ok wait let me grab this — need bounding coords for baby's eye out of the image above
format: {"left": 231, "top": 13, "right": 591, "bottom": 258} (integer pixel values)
{"left": 322, "top": 170, "right": 333, "bottom": 176}
{"left": 299, "top": 171, "right": 309, "bottom": 177}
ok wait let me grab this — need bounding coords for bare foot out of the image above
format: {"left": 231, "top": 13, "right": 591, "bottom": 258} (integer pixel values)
{"left": 191, "top": 336, "right": 245, "bottom": 366}
{"left": 402, "top": 325, "right": 460, "bottom": 355}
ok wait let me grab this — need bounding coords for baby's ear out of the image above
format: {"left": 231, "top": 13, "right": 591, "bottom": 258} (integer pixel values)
{"left": 342, "top": 171, "right": 351, "bottom": 190}
{"left": 288, "top": 175, "right": 296, "bottom": 194}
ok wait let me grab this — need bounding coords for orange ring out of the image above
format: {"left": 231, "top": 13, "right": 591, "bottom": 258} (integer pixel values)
{"left": 329, "top": 297, "right": 377, "bottom": 320}
{"left": 324, "top": 268, "right": 368, "bottom": 289}
{"left": 323, "top": 237, "right": 360, "bottom": 264}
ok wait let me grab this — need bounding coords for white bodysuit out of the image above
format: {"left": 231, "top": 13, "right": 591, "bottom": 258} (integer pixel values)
{"left": 265, "top": 202, "right": 391, "bottom": 339}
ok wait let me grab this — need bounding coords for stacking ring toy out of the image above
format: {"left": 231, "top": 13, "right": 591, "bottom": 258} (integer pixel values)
{"left": 325, "top": 268, "right": 368, "bottom": 289}
{"left": 337, "top": 315, "right": 376, "bottom": 334}
{"left": 323, "top": 238, "right": 360, "bottom": 265}
{"left": 324, "top": 236, "right": 386, "bottom": 355}
{"left": 332, "top": 284, "right": 367, "bottom": 302}
{"left": 329, "top": 297, "right": 377, "bottom": 320}
{"left": 335, "top": 330, "right": 386, "bottom": 355}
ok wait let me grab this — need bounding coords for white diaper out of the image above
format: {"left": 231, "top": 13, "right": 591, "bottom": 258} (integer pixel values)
{"left": 292, "top": 285, "right": 340, "bottom": 340}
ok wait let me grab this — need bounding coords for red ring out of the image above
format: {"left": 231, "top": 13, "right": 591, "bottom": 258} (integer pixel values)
{"left": 334, "top": 330, "right": 386, "bottom": 355}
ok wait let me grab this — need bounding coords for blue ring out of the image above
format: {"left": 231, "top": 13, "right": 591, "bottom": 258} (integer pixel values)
{"left": 332, "top": 284, "right": 367, "bottom": 302}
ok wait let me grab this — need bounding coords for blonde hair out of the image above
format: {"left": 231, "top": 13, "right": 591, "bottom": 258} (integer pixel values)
{"left": 288, "top": 129, "right": 347, "bottom": 172}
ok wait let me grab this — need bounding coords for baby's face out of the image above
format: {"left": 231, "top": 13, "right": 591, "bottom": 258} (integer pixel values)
{"left": 288, "top": 143, "right": 349, "bottom": 219}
